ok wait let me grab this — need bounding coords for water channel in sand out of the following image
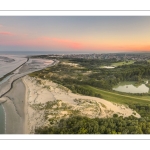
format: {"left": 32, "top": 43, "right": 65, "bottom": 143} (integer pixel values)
{"left": 0, "top": 55, "right": 55, "bottom": 134}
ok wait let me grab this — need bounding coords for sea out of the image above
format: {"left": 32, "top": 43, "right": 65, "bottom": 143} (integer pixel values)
{"left": 0, "top": 50, "right": 93, "bottom": 56}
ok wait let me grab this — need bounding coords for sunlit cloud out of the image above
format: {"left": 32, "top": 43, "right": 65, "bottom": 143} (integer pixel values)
{"left": 0, "top": 36, "right": 85, "bottom": 50}
{"left": 49, "top": 37, "right": 84, "bottom": 49}
{"left": 0, "top": 16, "right": 150, "bottom": 52}
{"left": 0, "top": 31, "right": 13, "bottom": 36}
{"left": 0, "top": 34, "right": 150, "bottom": 52}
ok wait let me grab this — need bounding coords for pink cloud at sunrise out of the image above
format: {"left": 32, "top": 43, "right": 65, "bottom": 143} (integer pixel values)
{"left": 0, "top": 31, "right": 13, "bottom": 36}
{"left": 0, "top": 32, "right": 150, "bottom": 51}
{"left": 0, "top": 16, "right": 150, "bottom": 52}
{"left": 0, "top": 34, "right": 150, "bottom": 52}
{"left": 0, "top": 36, "right": 85, "bottom": 50}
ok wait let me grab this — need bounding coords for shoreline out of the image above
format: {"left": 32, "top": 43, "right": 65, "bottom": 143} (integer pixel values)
{"left": 1, "top": 104, "right": 6, "bottom": 134}
{"left": 0, "top": 104, "right": 5, "bottom": 134}
{"left": 2, "top": 93, "right": 24, "bottom": 134}
{"left": 1, "top": 77, "right": 30, "bottom": 134}
{"left": 0, "top": 57, "right": 55, "bottom": 134}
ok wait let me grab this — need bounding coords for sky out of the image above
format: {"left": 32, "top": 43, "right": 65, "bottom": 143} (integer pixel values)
{"left": 0, "top": 16, "right": 150, "bottom": 52}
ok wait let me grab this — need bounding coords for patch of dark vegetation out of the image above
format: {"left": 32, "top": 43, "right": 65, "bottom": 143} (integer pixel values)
{"left": 35, "top": 115, "right": 150, "bottom": 134}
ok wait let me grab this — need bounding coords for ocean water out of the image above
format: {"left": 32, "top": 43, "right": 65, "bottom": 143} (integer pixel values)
{"left": 0, "top": 51, "right": 56, "bottom": 56}
{"left": 0, "top": 105, "right": 5, "bottom": 134}
{"left": 0, "top": 50, "right": 91, "bottom": 57}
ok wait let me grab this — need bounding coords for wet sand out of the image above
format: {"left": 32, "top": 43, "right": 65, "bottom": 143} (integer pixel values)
{"left": 0, "top": 57, "right": 55, "bottom": 134}
{"left": 3, "top": 79, "right": 25, "bottom": 134}
{"left": 0, "top": 55, "right": 27, "bottom": 78}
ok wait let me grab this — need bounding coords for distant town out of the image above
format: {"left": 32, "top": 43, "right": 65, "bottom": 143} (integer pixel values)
{"left": 31, "top": 53, "right": 150, "bottom": 62}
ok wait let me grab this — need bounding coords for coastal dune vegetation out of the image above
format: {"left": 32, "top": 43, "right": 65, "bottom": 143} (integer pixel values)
{"left": 29, "top": 56, "right": 150, "bottom": 134}
{"left": 23, "top": 75, "right": 139, "bottom": 133}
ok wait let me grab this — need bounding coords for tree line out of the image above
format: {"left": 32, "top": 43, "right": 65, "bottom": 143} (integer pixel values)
{"left": 35, "top": 115, "right": 150, "bottom": 134}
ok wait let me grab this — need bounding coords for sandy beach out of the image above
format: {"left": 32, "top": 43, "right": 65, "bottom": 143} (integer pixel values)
{"left": 1, "top": 78, "right": 32, "bottom": 134}
{"left": 22, "top": 75, "right": 140, "bottom": 134}
{"left": 0, "top": 57, "right": 55, "bottom": 134}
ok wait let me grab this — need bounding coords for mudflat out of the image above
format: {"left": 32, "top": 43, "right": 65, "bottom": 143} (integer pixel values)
{"left": 0, "top": 57, "right": 55, "bottom": 134}
{"left": 3, "top": 79, "right": 25, "bottom": 134}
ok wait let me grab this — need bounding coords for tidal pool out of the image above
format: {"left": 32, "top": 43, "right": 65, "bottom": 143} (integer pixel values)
{"left": 113, "top": 81, "right": 149, "bottom": 93}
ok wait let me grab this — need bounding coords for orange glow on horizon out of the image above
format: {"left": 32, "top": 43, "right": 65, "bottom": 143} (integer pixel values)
{"left": 0, "top": 34, "right": 150, "bottom": 52}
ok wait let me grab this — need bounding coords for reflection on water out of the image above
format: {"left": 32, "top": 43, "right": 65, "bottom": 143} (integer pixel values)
{"left": 113, "top": 81, "right": 149, "bottom": 93}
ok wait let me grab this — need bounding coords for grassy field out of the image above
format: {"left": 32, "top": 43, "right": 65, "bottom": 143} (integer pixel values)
{"left": 85, "top": 85, "right": 150, "bottom": 105}
{"left": 111, "top": 60, "right": 135, "bottom": 67}
{"left": 147, "top": 60, "right": 150, "bottom": 63}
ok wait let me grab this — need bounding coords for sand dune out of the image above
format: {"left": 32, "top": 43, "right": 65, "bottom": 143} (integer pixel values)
{"left": 23, "top": 76, "right": 140, "bottom": 133}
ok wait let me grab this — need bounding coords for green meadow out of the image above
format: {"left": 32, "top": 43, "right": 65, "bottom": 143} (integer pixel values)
{"left": 111, "top": 60, "right": 135, "bottom": 67}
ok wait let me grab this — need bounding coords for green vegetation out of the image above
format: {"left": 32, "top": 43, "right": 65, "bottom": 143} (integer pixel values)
{"left": 31, "top": 100, "right": 82, "bottom": 122}
{"left": 86, "top": 86, "right": 150, "bottom": 118}
{"left": 29, "top": 57, "right": 150, "bottom": 134}
{"left": 111, "top": 60, "right": 135, "bottom": 67}
{"left": 86, "top": 86, "right": 150, "bottom": 103}
{"left": 35, "top": 115, "right": 150, "bottom": 134}
{"left": 30, "top": 58, "right": 150, "bottom": 94}
{"left": 29, "top": 58, "right": 150, "bottom": 116}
